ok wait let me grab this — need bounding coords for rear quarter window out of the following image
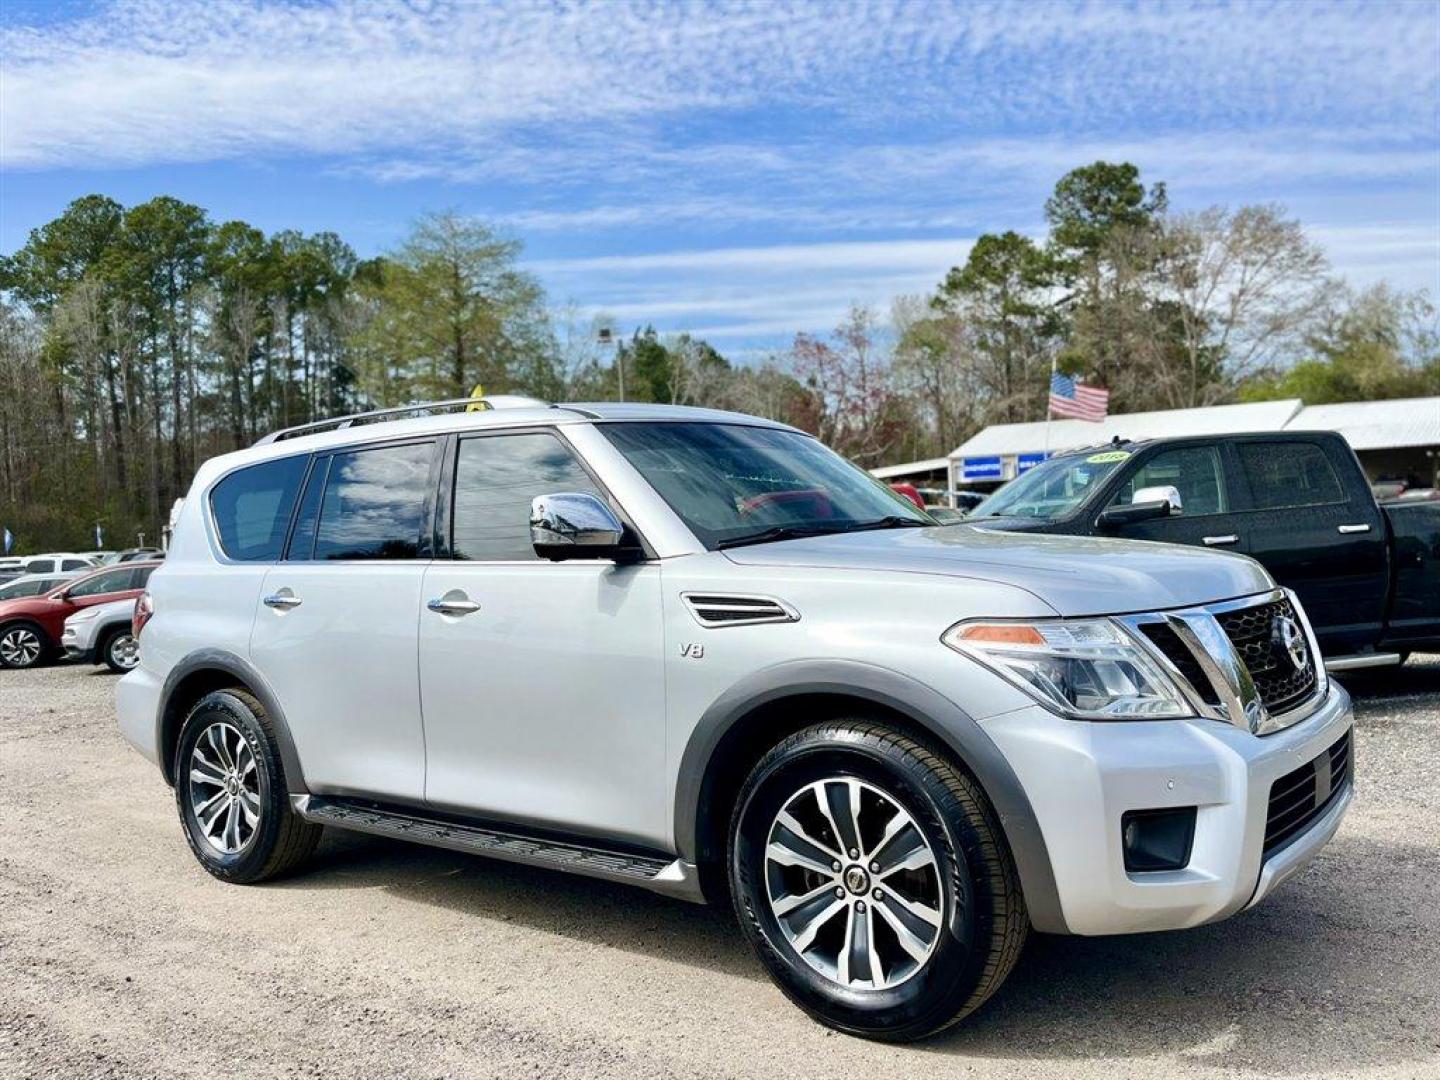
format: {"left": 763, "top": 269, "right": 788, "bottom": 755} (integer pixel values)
{"left": 210, "top": 455, "right": 309, "bottom": 561}
{"left": 1237, "top": 442, "right": 1345, "bottom": 509}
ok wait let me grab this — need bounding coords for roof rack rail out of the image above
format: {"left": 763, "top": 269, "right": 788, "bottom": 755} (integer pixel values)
{"left": 254, "top": 395, "right": 552, "bottom": 446}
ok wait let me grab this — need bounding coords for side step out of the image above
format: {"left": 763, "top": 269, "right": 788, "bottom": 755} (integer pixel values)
{"left": 292, "top": 796, "right": 703, "bottom": 903}
{"left": 1325, "top": 652, "right": 1403, "bottom": 672}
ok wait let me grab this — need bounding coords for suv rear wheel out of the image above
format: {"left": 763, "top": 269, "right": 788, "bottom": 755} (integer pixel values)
{"left": 175, "top": 689, "right": 320, "bottom": 883}
{"left": 729, "top": 721, "right": 1027, "bottom": 1041}
{"left": 0, "top": 622, "right": 49, "bottom": 669}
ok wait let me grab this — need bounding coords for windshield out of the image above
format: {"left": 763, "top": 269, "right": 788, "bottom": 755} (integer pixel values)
{"left": 599, "top": 422, "right": 933, "bottom": 549}
{"left": 971, "top": 450, "right": 1131, "bottom": 521}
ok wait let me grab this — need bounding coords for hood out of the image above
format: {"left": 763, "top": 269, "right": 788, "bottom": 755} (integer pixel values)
{"left": 0, "top": 595, "right": 56, "bottom": 618}
{"left": 722, "top": 525, "right": 1272, "bottom": 617}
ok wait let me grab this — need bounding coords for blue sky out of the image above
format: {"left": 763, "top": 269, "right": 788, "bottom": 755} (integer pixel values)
{"left": 2, "top": 0, "right": 1437, "bottom": 358}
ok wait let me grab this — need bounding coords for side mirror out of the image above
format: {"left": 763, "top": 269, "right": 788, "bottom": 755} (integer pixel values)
{"left": 1133, "top": 485, "right": 1183, "bottom": 514}
{"left": 530, "top": 493, "right": 633, "bottom": 561}
{"left": 1096, "top": 486, "right": 1183, "bottom": 529}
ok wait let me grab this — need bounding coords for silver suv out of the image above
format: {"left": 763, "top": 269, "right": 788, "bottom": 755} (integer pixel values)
{"left": 117, "top": 398, "right": 1353, "bottom": 1041}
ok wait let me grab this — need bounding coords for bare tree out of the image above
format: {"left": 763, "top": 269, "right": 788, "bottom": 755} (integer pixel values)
{"left": 1162, "top": 205, "right": 1336, "bottom": 406}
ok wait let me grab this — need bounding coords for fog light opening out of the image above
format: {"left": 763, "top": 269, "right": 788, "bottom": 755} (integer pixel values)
{"left": 1122, "top": 807, "right": 1197, "bottom": 873}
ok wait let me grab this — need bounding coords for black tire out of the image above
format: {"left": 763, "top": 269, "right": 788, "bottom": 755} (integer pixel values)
{"left": 174, "top": 688, "right": 320, "bottom": 884}
{"left": 0, "top": 620, "right": 51, "bottom": 669}
{"left": 729, "top": 721, "right": 1027, "bottom": 1042}
{"left": 100, "top": 625, "right": 140, "bottom": 673}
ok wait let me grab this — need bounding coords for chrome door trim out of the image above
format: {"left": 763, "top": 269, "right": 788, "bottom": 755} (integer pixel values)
{"left": 1202, "top": 534, "right": 1239, "bottom": 546}
{"left": 1337, "top": 523, "right": 1371, "bottom": 534}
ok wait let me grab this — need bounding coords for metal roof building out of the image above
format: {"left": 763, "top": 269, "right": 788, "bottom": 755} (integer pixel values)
{"left": 945, "top": 395, "right": 1440, "bottom": 495}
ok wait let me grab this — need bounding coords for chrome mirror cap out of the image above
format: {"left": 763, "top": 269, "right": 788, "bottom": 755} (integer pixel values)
{"left": 530, "top": 492, "right": 628, "bottom": 560}
{"left": 1132, "top": 485, "right": 1182, "bottom": 514}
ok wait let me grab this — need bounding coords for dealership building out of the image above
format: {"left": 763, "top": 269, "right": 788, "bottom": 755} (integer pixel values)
{"left": 871, "top": 396, "right": 1440, "bottom": 503}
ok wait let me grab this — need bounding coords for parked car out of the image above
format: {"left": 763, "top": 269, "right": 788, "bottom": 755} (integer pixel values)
{"left": 118, "top": 398, "right": 1352, "bottom": 1041}
{"left": 0, "top": 571, "right": 86, "bottom": 601}
{"left": 103, "top": 547, "right": 163, "bottom": 565}
{"left": 0, "top": 552, "right": 97, "bottom": 584}
{"left": 62, "top": 596, "right": 141, "bottom": 673}
{"left": 19, "top": 553, "right": 99, "bottom": 575}
{"left": 967, "top": 431, "right": 1440, "bottom": 669}
{"left": 0, "top": 562, "right": 158, "bottom": 669}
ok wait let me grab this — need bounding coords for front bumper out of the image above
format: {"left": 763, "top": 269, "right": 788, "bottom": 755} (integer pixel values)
{"left": 982, "top": 683, "right": 1353, "bottom": 936}
{"left": 60, "top": 624, "right": 97, "bottom": 663}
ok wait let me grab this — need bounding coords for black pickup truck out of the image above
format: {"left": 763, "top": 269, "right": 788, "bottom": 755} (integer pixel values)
{"left": 966, "top": 430, "right": 1440, "bottom": 668}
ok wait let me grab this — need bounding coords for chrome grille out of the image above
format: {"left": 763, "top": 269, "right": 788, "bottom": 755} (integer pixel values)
{"left": 1121, "top": 588, "right": 1323, "bottom": 736}
{"left": 1216, "top": 596, "right": 1318, "bottom": 715}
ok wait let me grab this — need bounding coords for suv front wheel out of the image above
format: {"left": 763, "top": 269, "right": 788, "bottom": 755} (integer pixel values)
{"left": 729, "top": 721, "right": 1027, "bottom": 1041}
{"left": 175, "top": 689, "right": 320, "bottom": 883}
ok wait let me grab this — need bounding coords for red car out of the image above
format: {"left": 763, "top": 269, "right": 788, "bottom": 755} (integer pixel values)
{"left": 0, "top": 562, "right": 159, "bottom": 669}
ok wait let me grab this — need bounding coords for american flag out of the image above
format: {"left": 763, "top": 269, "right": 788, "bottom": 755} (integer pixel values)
{"left": 1049, "top": 372, "right": 1109, "bottom": 421}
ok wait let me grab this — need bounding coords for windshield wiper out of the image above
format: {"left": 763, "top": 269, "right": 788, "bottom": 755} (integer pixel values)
{"left": 716, "top": 524, "right": 839, "bottom": 550}
{"left": 836, "top": 515, "right": 932, "bottom": 533}
{"left": 717, "top": 516, "right": 929, "bottom": 549}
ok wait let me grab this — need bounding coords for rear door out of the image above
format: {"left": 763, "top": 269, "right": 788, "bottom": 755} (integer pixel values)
{"left": 249, "top": 438, "right": 439, "bottom": 802}
{"left": 1101, "top": 443, "right": 1248, "bottom": 550}
{"left": 1233, "top": 436, "right": 1387, "bottom": 655}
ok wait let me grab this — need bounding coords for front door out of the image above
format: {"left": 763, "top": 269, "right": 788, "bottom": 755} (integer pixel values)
{"left": 249, "top": 438, "right": 438, "bottom": 801}
{"left": 1104, "top": 444, "right": 1248, "bottom": 551}
{"left": 418, "top": 429, "right": 667, "bottom": 848}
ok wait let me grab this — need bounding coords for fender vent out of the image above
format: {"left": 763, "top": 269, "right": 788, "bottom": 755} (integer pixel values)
{"left": 682, "top": 593, "right": 798, "bottom": 627}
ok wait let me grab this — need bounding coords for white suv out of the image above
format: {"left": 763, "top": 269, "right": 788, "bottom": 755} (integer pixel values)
{"left": 118, "top": 398, "right": 1353, "bottom": 1041}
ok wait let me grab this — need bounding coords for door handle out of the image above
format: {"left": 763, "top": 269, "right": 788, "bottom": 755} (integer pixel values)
{"left": 1202, "top": 534, "right": 1238, "bottom": 546}
{"left": 427, "top": 597, "right": 481, "bottom": 616}
{"left": 1337, "top": 523, "right": 1371, "bottom": 534}
{"left": 263, "top": 592, "right": 303, "bottom": 610}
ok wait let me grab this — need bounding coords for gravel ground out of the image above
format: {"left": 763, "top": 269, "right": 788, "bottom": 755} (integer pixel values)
{"left": 2, "top": 659, "right": 1438, "bottom": 1080}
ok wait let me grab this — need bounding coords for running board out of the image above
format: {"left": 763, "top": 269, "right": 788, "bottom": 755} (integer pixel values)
{"left": 291, "top": 795, "right": 703, "bottom": 903}
{"left": 1325, "top": 652, "right": 1403, "bottom": 672}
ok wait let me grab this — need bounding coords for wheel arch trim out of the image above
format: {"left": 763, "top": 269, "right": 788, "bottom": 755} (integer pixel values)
{"left": 673, "top": 659, "right": 1068, "bottom": 934}
{"left": 156, "top": 648, "right": 309, "bottom": 794}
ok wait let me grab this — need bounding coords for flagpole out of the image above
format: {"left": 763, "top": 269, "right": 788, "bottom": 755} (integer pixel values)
{"left": 1043, "top": 353, "right": 1057, "bottom": 459}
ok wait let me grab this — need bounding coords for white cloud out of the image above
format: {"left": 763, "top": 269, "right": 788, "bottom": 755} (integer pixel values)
{"left": 3, "top": 0, "right": 1435, "bottom": 173}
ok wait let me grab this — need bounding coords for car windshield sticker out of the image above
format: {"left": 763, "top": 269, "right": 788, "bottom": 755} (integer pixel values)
{"left": 1085, "top": 450, "right": 1131, "bottom": 463}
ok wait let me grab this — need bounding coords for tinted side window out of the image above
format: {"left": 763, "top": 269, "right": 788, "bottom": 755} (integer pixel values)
{"left": 24, "top": 559, "right": 53, "bottom": 574}
{"left": 211, "top": 455, "right": 309, "bottom": 561}
{"left": 132, "top": 566, "right": 156, "bottom": 589}
{"left": 1112, "top": 446, "right": 1228, "bottom": 516}
{"left": 62, "top": 559, "right": 91, "bottom": 571}
{"left": 66, "top": 569, "right": 133, "bottom": 599}
{"left": 452, "top": 432, "right": 603, "bottom": 561}
{"left": 314, "top": 441, "right": 434, "bottom": 561}
{"left": 285, "top": 457, "right": 328, "bottom": 560}
{"left": 1238, "top": 442, "right": 1344, "bottom": 509}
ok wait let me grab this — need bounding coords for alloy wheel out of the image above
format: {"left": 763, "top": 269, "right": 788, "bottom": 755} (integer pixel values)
{"left": 188, "top": 721, "right": 261, "bottom": 854}
{"left": 0, "top": 627, "right": 42, "bottom": 668}
{"left": 109, "top": 632, "right": 140, "bottom": 670}
{"left": 764, "top": 777, "right": 943, "bottom": 990}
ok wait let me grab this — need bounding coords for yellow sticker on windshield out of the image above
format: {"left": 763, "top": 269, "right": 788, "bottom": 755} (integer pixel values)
{"left": 1085, "top": 450, "right": 1131, "bottom": 463}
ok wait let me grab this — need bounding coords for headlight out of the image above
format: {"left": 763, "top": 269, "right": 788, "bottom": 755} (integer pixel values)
{"left": 942, "top": 619, "right": 1190, "bottom": 720}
